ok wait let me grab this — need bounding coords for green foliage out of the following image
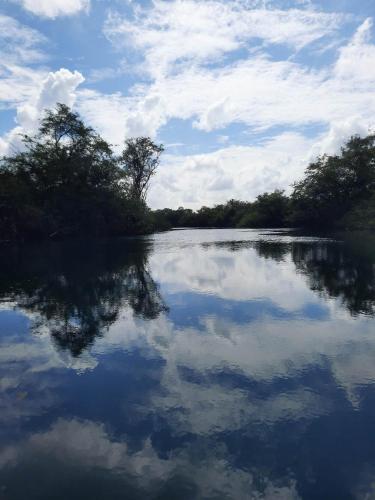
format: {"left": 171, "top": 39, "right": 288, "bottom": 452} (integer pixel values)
{"left": 154, "top": 193, "right": 289, "bottom": 229}
{"left": 2, "top": 105, "right": 374, "bottom": 241}
{"left": 340, "top": 193, "right": 375, "bottom": 230}
{"left": 0, "top": 104, "right": 160, "bottom": 241}
{"left": 156, "top": 134, "right": 375, "bottom": 231}
{"left": 238, "top": 190, "right": 290, "bottom": 228}
{"left": 291, "top": 134, "right": 375, "bottom": 228}
{"left": 119, "top": 137, "right": 164, "bottom": 202}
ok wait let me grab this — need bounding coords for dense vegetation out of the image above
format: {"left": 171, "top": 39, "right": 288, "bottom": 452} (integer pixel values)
{"left": 154, "top": 190, "right": 291, "bottom": 229}
{"left": 1, "top": 103, "right": 374, "bottom": 241}
{"left": 0, "top": 104, "right": 163, "bottom": 241}
{"left": 155, "top": 134, "right": 375, "bottom": 231}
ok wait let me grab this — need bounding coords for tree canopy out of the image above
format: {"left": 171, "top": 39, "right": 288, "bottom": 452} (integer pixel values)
{"left": 0, "top": 104, "right": 163, "bottom": 241}
{"left": 291, "top": 134, "right": 375, "bottom": 228}
{"left": 119, "top": 137, "right": 164, "bottom": 202}
{"left": 1, "top": 104, "right": 374, "bottom": 242}
{"left": 154, "top": 134, "right": 375, "bottom": 231}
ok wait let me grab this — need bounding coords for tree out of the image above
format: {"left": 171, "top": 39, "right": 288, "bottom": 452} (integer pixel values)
{"left": 236, "top": 191, "right": 289, "bottom": 228}
{"left": 253, "top": 190, "right": 290, "bottom": 227}
{"left": 14, "top": 103, "right": 121, "bottom": 194}
{"left": 0, "top": 104, "right": 159, "bottom": 240}
{"left": 0, "top": 104, "right": 125, "bottom": 238}
{"left": 291, "top": 134, "right": 375, "bottom": 227}
{"left": 119, "top": 137, "right": 164, "bottom": 202}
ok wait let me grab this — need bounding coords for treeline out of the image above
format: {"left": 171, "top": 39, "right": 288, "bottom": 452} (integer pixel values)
{"left": 154, "top": 191, "right": 290, "bottom": 229}
{"left": 154, "top": 134, "right": 375, "bottom": 231}
{"left": 1, "top": 103, "right": 375, "bottom": 241}
{"left": 0, "top": 104, "right": 163, "bottom": 241}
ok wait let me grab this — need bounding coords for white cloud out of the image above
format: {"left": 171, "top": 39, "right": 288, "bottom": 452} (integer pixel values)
{"left": 1, "top": 68, "right": 84, "bottom": 156}
{"left": 311, "top": 117, "right": 371, "bottom": 157}
{"left": 0, "top": 65, "right": 45, "bottom": 109}
{"left": 0, "top": 13, "right": 46, "bottom": 64}
{"left": 0, "top": 15, "right": 50, "bottom": 154}
{"left": 16, "top": 0, "right": 90, "bottom": 18}
{"left": 148, "top": 132, "right": 313, "bottom": 208}
{"left": 104, "top": 0, "right": 343, "bottom": 79}
{"left": 2, "top": 1, "right": 375, "bottom": 208}
{"left": 208, "top": 174, "right": 234, "bottom": 191}
{"left": 334, "top": 18, "right": 375, "bottom": 83}
{"left": 130, "top": 37, "right": 374, "bottom": 136}
{"left": 76, "top": 90, "right": 132, "bottom": 148}
{"left": 76, "top": 90, "right": 168, "bottom": 149}
{"left": 36, "top": 68, "right": 84, "bottom": 110}
{"left": 98, "top": 1, "right": 375, "bottom": 206}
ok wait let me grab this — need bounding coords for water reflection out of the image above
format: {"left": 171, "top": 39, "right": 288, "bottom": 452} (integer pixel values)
{"left": 0, "top": 239, "right": 167, "bottom": 356}
{"left": 1, "top": 230, "right": 375, "bottom": 499}
{"left": 291, "top": 234, "right": 375, "bottom": 316}
{"left": 202, "top": 231, "right": 375, "bottom": 317}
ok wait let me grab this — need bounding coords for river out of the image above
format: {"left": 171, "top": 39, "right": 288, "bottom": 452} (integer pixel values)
{"left": 0, "top": 228, "right": 375, "bottom": 499}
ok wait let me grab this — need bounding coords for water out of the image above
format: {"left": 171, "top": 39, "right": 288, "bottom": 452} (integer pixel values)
{"left": 0, "top": 228, "right": 375, "bottom": 500}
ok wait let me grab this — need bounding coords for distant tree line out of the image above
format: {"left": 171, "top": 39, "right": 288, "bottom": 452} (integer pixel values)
{"left": 0, "top": 104, "right": 163, "bottom": 241}
{"left": 1, "top": 103, "right": 375, "bottom": 242}
{"left": 154, "top": 134, "right": 375, "bottom": 231}
{"left": 153, "top": 191, "right": 290, "bottom": 230}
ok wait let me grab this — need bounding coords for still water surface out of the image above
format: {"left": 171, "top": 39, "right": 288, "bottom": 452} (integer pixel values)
{"left": 1, "top": 229, "right": 375, "bottom": 499}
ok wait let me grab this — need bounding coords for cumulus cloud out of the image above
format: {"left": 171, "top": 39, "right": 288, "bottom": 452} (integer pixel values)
{"left": 311, "top": 117, "right": 371, "bottom": 157}
{"left": 148, "top": 132, "right": 313, "bottom": 208}
{"left": 98, "top": 0, "right": 375, "bottom": 207}
{"left": 76, "top": 90, "right": 133, "bottom": 148}
{"left": 2, "top": 0, "right": 375, "bottom": 207}
{"left": 36, "top": 68, "right": 84, "bottom": 110}
{"left": 208, "top": 174, "right": 234, "bottom": 191}
{"left": 15, "top": 0, "right": 90, "bottom": 18}
{"left": 0, "top": 17, "right": 85, "bottom": 155}
{"left": 76, "top": 90, "right": 168, "bottom": 149}
{"left": 1, "top": 68, "right": 84, "bottom": 155}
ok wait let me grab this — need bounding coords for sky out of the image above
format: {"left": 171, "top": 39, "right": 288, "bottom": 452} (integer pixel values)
{"left": 0, "top": 0, "right": 375, "bottom": 209}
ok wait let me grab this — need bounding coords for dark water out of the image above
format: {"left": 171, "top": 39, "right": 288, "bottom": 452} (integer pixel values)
{"left": 1, "top": 229, "right": 375, "bottom": 500}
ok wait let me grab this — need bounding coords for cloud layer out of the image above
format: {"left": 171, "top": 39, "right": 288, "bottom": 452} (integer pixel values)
{"left": 15, "top": 0, "right": 90, "bottom": 18}
{"left": 1, "top": 0, "right": 375, "bottom": 207}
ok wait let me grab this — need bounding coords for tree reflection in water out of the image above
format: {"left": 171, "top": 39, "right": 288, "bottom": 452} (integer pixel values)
{"left": 203, "top": 232, "right": 375, "bottom": 316}
{"left": 291, "top": 233, "right": 375, "bottom": 316}
{"left": 0, "top": 238, "right": 168, "bottom": 356}
{"left": 1, "top": 230, "right": 375, "bottom": 499}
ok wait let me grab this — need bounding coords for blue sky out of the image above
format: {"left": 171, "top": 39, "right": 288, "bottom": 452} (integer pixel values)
{"left": 1, "top": 0, "right": 375, "bottom": 208}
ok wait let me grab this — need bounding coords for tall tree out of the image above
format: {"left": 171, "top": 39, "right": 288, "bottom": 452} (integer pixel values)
{"left": 12, "top": 103, "right": 121, "bottom": 194}
{"left": 119, "top": 137, "right": 164, "bottom": 201}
